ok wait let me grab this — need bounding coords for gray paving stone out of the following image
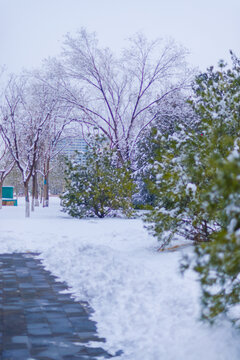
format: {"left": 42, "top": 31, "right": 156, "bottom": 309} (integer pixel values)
{"left": 31, "top": 345, "right": 61, "bottom": 359}
{"left": 11, "top": 335, "right": 29, "bottom": 344}
{"left": 2, "top": 348, "right": 31, "bottom": 359}
{"left": 28, "top": 324, "right": 52, "bottom": 336}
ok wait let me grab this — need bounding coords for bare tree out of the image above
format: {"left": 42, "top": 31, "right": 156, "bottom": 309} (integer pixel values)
{"left": 30, "top": 70, "right": 75, "bottom": 207}
{"left": 48, "top": 29, "right": 193, "bottom": 163}
{"left": 0, "top": 76, "right": 51, "bottom": 217}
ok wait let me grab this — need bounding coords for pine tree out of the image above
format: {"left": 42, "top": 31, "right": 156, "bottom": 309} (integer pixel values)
{"left": 134, "top": 91, "right": 197, "bottom": 208}
{"left": 61, "top": 136, "right": 135, "bottom": 218}
{"left": 194, "top": 148, "right": 240, "bottom": 326}
{"left": 145, "top": 53, "right": 240, "bottom": 244}
{"left": 145, "top": 52, "right": 240, "bottom": 325}
{"left": 144, "top": 123, "right": 211, "bottom": 248}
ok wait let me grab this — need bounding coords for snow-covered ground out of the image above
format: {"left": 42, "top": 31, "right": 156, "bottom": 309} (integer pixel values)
{"left": 0, "top": 197, "right": 240, "bottom": 360}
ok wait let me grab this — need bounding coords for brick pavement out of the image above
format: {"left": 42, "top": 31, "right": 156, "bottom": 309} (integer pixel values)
{"left": 0, "top": 253, "right": 117, "bottom": 360}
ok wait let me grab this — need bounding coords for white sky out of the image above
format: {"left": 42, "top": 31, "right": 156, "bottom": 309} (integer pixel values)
{"left": 0, "top": 0, "right": 239, "bottom": 73}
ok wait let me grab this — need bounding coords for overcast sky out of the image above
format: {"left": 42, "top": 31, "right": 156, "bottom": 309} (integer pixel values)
{"left": 0, "top": 0, "right": 239, "bottom": 74}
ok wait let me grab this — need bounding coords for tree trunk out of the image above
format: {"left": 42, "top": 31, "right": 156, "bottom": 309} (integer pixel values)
{"left": 34, "top": 172, "right": 39, "bottom": 207}
{"left": 43, "top": 174, "right": 49, "bottom": 207}
{"left": 24, "top": 181, "right": 30, "bottom": 218}
{"left": 0, "top": 181, "right": 2, "bottom": 210}
{"left": 40, "top": 176, "right": 43, "bottom": 204}
{"left": 31, "top": 173, "right": 36, "bottom": 212}
{"left": 43, "top": 159, "right": 50, "bottom": 207}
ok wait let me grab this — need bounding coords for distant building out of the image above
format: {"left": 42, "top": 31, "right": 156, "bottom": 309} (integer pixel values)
{"left": 57, "top": 137, "right": 87, "bottom": 164}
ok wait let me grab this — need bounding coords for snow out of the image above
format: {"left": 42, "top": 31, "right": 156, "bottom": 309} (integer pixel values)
{"left": 227, "top": 149, "right": 240, "bottom": 161}
{"left": 0, "top": 197, "right": 240, "bottom": 360}
{"left": 186, "top": 182, "right": 197, "bottom": 196}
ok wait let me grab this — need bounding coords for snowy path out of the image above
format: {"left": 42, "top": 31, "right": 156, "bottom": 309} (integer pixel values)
{"left": 0, "top": 253, "right": 112, "bottom": 359}
{"left": 0, "top": 197, "right": 240, "bottom": 360}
